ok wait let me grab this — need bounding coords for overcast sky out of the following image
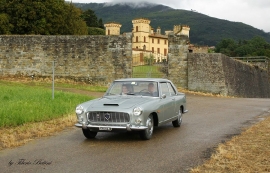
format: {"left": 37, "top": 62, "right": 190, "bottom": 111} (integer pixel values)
{"left": 71, "top": 0, "right": 270, "bottom": 32}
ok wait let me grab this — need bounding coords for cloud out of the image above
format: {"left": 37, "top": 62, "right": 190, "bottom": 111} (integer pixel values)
{"left": 71, "top": 0, "right": 270, "bottom": 32}
{"left": 108, "top": 0, "right": 181, "bottom": 8}
{"left": 103, "top": 1, "right": 158, "bottom": 8}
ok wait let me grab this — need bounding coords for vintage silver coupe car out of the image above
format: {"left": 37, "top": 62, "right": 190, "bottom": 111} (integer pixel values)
{"left": 75, "top": 78, "right": 188, "bottom": 140}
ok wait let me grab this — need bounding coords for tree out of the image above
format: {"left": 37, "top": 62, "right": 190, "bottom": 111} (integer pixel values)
{"left": 215, "top": 38, "right": 237, "bottom": 56}
{"left": 87, "top": 27, "right": 105, "bottom": 35}
{"left": 82, "top": 9, "right": 105, "bottom": 31}
{"left": 1, "top": 0, "right": 88, "bottom": 35}
{"left": 65, "top": 2, "right": 88, "bottom": 35}
{"left": 0, "top": 13, "right": 12, "bottom": 34}
{"left": 215, "top": 36, "right": 270, "bottom": 57}
{"left": 98, "top": 18, "right": 104, "bottom": 29}
{"left": 234, "top": 45, "right": 253, "bottom": 57}
{"left": 144, "top": 54, "right": 154, "bottom": 65}
{"left": 81, "top": 9, "right": 105, "bottom": 35}
{"left": 82, "top": 9, "right": 98, "bottom": 27}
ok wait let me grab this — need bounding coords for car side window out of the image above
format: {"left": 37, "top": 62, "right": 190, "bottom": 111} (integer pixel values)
{"left": 160, "top": 82, "right": 170, "bottom": 96}
{"left": 168, "top": 83, "right": 176, "bottom": 96}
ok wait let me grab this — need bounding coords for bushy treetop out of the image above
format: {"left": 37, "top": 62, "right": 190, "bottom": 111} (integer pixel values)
{"left": 0, "top": 0, "right": 104, "bottom": 35}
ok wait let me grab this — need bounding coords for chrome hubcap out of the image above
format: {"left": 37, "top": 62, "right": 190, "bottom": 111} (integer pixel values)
{"left": 147, "top": 117, "right": 153, "bottom": 135}
{"left": 178, "top": 110, "right": 182, "bottom": 123}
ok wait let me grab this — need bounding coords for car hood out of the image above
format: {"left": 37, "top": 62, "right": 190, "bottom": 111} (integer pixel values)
{"left": 88, "top": 96, "right": 152, "bottom": 109}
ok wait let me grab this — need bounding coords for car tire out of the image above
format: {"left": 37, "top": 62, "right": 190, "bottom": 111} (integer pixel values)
{"left": 140, "top": 114, "right": 154, "bottom": 140}
{"left": 82, "top": 128, "right": 97, "bottom": 139}
{"left": 172, "top": 109, "right": 182, "bottom": 127}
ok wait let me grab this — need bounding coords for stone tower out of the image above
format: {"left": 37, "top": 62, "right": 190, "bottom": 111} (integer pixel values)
{"left": 173, "top": 25, "right": 190, "bottom": 37}
{"left": 156, "top": 27, "right": 161, "bottom": 34}
{"left": 104, "top": 22, "right": 122, "bottom": 35}
{"left": 132, "top": 18, "right": 151, "bottom": 50}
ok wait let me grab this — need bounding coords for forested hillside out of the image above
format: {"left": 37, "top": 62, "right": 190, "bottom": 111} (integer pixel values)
{"left": 75, "top": 2, "right": 270, "bottom": 46}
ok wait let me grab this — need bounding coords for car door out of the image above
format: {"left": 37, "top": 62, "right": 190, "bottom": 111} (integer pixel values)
{"left": 167, "top": 82, "right": 178, "bottom": 117}
{"left": 159, "top": 82, "right": 176, "bottom": 123}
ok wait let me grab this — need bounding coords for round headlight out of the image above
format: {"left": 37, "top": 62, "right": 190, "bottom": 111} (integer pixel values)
{"left": 133, "top": 107, "right": 142, "bottom": 116}
{"left": 75, "top": 105, "right": 84, "bottom": 115}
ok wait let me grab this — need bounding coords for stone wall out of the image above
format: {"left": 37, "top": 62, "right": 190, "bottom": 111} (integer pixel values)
{"left": 0, "top": 35, "right": 132, "bottom": 85}
{"left": 188, "top": 53, "right": 270, "bottom": 98}
{"left": 232, "top": 57, "right": 269, "bottom": 70}
{"left": 1, "top": 35, "right": 269, "bottom": 98}
{"left": 222, "top": 56, "right": 269, "bottom": 98}
{"left": 188, "top": 45, "right": 208, "bottom": 53}
{"left": 168, "top": 34, "right": 189, "bottom": 89}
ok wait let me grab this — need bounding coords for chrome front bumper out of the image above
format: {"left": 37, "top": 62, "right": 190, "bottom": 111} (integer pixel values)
{"left": 75, "top": 123, "right": 148, "bottom": 131}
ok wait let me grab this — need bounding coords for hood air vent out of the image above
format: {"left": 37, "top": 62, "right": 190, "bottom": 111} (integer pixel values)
{"left": 103, "top": 104, "right": 119, "bottom": 106}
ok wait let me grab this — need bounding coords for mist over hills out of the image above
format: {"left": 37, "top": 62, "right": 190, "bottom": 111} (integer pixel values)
{"left": 74, "top": 2, "right": 270, "bottom": 46}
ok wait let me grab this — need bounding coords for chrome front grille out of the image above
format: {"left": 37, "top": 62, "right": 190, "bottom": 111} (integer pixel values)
{"left": 87, "top": 112, "right": 130, "bottom": 123}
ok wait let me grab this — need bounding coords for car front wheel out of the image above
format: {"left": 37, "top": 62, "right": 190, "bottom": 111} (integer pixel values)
{"left": 82, "top": 128, "right": 97, "bottom": 139}
{"left": 140, "top": 114, "right": 154, "bottom": 140}
{"left": 172, "top": 109, "right": 182, "bottom": 127}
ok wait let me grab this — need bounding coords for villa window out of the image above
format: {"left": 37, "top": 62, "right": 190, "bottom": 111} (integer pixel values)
{"left": 158, "top": 39, "right": 160, "bottom": 44}
{"left": 136, "top": 36, "right": 138, "bottom": 42}
{"left": 152, "top": 39, "right": 154, "bottom": 43}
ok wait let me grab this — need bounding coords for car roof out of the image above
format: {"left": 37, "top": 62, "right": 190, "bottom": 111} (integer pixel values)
{"left": 114, "top": 78, "right": 172, "bottom": 83}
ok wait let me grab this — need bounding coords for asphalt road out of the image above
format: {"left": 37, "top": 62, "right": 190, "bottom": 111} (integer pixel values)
{"left": 1, "top": 94, "right": 270, "bottom": 173}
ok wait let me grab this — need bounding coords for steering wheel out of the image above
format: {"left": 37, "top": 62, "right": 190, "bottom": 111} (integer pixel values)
{"left": 139, "top": 89, "right": 153, "bottom": 96}
{"left": 139, "top": 89, "right": 149, "bottom": 94}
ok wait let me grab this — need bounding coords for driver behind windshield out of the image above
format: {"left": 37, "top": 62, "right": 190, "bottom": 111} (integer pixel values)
{"left": 148, "top": 83, "right": 157, "bottom": 96}
{"left": 121, "top": 84, "right": 129, "bottom": 95}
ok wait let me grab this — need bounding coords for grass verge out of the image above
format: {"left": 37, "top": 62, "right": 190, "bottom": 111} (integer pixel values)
{"left": 0, "top": 79, "right": 101, "bottom": 150}
{"left": 190, "top": 115, "right": 270, "bottom": 173}
{"left": 0, "top": 76, "right": 107, "bottom": 92}
{"left": 133, "top": 65, "right": 165, "bottom": 78}
{"left": 0, "top": 80, "right": 93, "bottom": 127}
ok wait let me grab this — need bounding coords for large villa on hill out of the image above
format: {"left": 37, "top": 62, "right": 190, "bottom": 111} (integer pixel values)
{"left": 104, "top": 18, "right": 197, "bottom": 63}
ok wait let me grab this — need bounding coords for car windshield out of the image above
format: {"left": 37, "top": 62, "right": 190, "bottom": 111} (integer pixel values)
{"left": 105, "top": 81, "right": 159, "bottom": 97}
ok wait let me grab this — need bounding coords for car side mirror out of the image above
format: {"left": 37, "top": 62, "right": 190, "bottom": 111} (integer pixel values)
{"left": 161, "top": 94, "right": 166, "bottom": 99}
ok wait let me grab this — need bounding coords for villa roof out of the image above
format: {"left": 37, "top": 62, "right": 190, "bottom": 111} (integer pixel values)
{"left": 149, "top": 33, "right": 168, "bottom": 39}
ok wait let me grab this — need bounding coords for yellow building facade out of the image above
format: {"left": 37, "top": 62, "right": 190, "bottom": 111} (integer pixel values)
{"left": 104, "top": 18, "right": 190, "bottom": 62}
{"left": 132, "top": 18, "right": 170, "bottom": 62}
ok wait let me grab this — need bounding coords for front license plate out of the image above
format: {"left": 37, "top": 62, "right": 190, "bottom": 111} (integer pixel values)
{"left": 99, "top": 127, "right": 112, "bottom": 131}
